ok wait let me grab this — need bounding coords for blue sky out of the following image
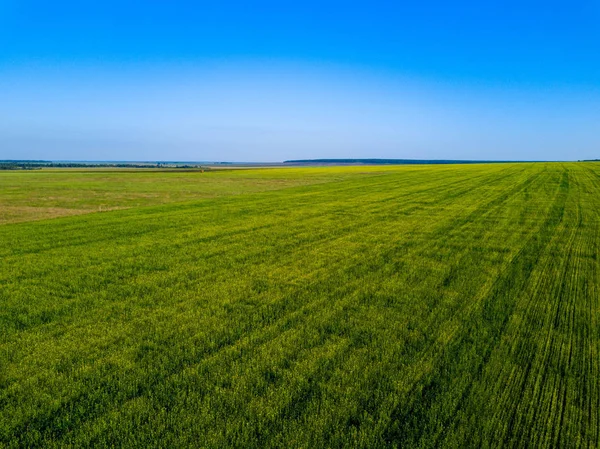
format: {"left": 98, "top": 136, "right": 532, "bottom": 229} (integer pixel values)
{"left": 1, "top": 1, "right": 599, "bottom": 161}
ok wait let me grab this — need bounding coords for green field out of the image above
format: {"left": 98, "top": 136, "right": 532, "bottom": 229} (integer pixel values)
{"left": 1, "top": 163, "right": 599, "bottom": 447}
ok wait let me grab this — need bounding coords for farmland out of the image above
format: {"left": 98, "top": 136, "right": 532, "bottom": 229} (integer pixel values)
{"left": 1, "top": 163, "right": 599, "bottom": 447}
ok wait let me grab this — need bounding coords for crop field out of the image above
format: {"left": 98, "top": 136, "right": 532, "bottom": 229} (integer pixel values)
{"left": 1, "top": 163, "right": 599, "bottom": 447}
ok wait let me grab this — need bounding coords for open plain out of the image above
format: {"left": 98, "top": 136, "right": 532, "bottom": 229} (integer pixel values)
{"left": 1, "top": 163, "right": 598, "bottom": 447}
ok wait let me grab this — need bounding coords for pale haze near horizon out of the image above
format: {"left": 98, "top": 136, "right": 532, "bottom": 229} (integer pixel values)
{"left": 2, "top": 62, "right": 599, "bottom": 162}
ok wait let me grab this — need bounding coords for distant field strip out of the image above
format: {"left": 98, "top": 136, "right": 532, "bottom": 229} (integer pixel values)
{"left": 0, "top": 167, "right": 391, "bottom": 224}
{"left": 0, "top": 163, "right": 598, "bottom": 447}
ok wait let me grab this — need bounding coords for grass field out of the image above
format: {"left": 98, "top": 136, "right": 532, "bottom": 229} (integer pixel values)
{"left": 1, "top": 163, "right": 599, "bottom": 447}
{"left": 0, "top": 167, "right": 368, "bottom": 224}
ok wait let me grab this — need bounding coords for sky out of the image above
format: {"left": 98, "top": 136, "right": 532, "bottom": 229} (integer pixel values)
{"left": 1, "top": 1, "right": 599, "bottom": 162}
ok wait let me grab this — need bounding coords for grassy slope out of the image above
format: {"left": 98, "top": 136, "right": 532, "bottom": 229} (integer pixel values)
{"left": 0, "top": 163, "right": 598, "bottom": 447}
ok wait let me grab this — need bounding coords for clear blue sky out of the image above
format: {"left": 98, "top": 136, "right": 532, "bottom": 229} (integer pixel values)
{"left": 1, "top": 1, "right": 599, "bottom": 161}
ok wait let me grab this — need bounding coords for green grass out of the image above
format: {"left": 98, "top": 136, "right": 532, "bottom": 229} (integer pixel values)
{"left": 1, "top": 163, "right": 598, "bottom": 447}
{"left": 0, "top": 166, "right": 386, "bottom": 224}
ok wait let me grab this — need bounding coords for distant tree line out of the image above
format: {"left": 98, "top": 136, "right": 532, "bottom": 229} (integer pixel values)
{"left": 0, "top": 162, "right": 44, "bottom": 170}
{"left": 284, "top": 158, "right": 530, "bottom": 165}
{"left": 0, "top": 161, "right": 206, "bottom": 170}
